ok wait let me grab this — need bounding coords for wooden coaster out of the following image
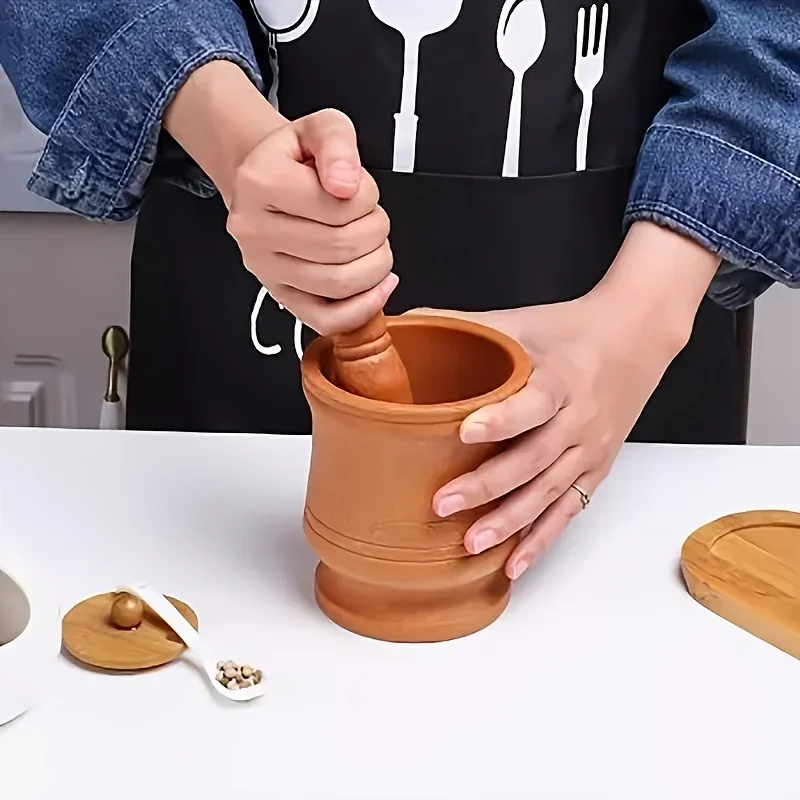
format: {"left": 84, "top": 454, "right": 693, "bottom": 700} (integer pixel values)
{"left": 62, "top": 592, "right": 198, "bottom": 671}
{"left": 681, "top": 510, "right": 800, "bottom": 660}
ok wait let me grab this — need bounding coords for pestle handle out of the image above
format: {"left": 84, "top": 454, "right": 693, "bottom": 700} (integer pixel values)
{"left": 331, "top": 311, "right": 414, "bottom": 403}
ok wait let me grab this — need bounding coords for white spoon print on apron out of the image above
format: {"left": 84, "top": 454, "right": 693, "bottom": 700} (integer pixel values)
{"left": 367, "top": 0, "right": 465, "bottom": 173}
{"left": 574, "top": 3, "right": 609, "bottom": 171}
{"left": 497, "top": 0, "right": 547, "bottom": 178}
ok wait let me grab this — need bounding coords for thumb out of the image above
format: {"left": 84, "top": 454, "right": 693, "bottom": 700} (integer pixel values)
{"left": 293, "top": 109, "right": 362, "bottom": 200}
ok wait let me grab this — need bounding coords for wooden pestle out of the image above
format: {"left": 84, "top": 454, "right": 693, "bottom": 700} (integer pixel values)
{"left": 331, "top": 311, "right": 414, "bottom": 403}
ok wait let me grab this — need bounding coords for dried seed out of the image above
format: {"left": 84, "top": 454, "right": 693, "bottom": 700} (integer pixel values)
{"left": 217, "top": 659, "right": 262, "bottom": 688}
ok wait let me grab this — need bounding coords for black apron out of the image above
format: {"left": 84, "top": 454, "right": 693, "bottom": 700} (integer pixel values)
{"left": 128, "top": 0, "right": 751, "bottom": 443}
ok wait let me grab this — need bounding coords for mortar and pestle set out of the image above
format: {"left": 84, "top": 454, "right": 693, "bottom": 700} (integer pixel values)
{"left": 314, "top": 314, "right": 800, "bottom": 659}
{"left": 302, "top": 307, "right": 532, "bottom": 643}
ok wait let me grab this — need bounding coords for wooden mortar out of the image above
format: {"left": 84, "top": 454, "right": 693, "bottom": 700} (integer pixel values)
{"left": 301, "top": 314, "right": 532, "bottom": 643}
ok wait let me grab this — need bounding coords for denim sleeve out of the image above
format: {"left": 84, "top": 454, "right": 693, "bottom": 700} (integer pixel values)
{"left": 0, "top": 0, "right": 263, "bottom": 220}
{"left": 624, "top": 0, "right": 800, "bottom": 309}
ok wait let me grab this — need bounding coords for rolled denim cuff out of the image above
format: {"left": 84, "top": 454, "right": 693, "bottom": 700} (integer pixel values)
{"left": 625, "top": 124, "right": 800, "bottom": 310}
{"left": 26, "top": 0, "right": 263, "bottom": 221}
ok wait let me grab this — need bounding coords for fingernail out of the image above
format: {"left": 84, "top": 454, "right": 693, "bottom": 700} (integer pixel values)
{"left": 508, "top": 557, "right": 531, "bottom": 580}
{"left": 460, "top": 420, "right": 487, "bottom": 444}
{"left": 468, "top": 529, "right": 495, "bottom": 554}
{"left": 328, "top": 160, "right": 359, "bottom": 186}
{"left": 435, "top": 494, "right": 465, "bottom": 517}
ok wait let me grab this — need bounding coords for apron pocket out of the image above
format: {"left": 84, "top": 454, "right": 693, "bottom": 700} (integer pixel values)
{"left": 369, "top": 164, "right": 635, "bottom": 313}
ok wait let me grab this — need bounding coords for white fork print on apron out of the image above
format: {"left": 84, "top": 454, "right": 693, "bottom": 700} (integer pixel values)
{"left": 574, "top": 3, "right": 609, "bottom": 171}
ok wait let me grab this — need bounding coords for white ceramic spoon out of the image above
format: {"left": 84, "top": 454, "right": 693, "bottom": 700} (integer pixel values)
{"left": 367, "top": 0, "right": 465, "bottom": 172}
{"left": 121, "top": 583, "right": 265, "bottom": 703}
{"left": 497, "top": 0, "right": 547, "bottom": 178}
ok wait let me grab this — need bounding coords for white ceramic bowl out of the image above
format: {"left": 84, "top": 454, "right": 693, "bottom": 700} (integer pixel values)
{"left": 0, "top": 553, "right": 61, "bottom": 726}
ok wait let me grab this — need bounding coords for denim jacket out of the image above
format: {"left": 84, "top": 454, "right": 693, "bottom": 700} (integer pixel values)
{"left": 1, "top": 0, "right": 799, "bottom": 309}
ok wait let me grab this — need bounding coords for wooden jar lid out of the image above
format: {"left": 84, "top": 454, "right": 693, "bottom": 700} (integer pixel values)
{"left": 681, "top": 510, "right": 800, "bottom": 660}
{"left": 62, "top": 592, "right": 198, "bottom": 671}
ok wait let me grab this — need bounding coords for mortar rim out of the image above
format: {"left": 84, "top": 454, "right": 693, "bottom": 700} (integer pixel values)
{"left": 301, "top": 314, "right": 532, "bottom": 424}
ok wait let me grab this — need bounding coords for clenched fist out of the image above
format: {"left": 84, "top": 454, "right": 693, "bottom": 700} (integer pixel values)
{"left": 225, "top": 109, "right": 396, "bottom": 335}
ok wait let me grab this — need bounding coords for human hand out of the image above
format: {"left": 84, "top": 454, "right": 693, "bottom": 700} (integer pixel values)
{"left": 413, "top": 223, "right": 720, "bottom": 580}
{"left": 163, "top": 62, "right": 394, "bottom": 335}
{"left": 226, "top": 109, "right": 395, "bottom": 334}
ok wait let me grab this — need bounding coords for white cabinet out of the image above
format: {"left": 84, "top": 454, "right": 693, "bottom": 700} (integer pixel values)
{"left": 0, "top": 213, "right": 132, "bottom": 429}
{"left": 0, "top": 357, "right": 77, "bottom": 428}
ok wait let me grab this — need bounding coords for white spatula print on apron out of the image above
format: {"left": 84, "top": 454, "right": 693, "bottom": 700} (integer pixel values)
{"left": 574, "top": 3, "right": 609, "bottom": 171}
{"left": 497, "top": 0, "right": 547, "bottom": 178}
{"left": 249, "top": 0, "right": 322, "bottom": 360}
{"left": 367, "top": 0, "right": 465, "bottom": 173}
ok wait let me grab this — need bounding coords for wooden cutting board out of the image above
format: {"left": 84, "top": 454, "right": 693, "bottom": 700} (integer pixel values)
{"left": 681, "top": 510, "right": 800, "bottom": 660}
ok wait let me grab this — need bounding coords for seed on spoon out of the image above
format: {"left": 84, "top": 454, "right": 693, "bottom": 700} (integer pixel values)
{"left": 215, "top": 661, "right": 263, "bottom": 690}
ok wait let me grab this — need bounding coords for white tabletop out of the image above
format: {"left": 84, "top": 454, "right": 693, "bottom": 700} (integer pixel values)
{"left": 0, "top": 428, "right": 797, "bottom": 799}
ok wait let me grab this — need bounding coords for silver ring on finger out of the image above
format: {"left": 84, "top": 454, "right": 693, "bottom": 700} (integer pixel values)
{"left": 570, "top": 483, "right": 591, "bottom": 510}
